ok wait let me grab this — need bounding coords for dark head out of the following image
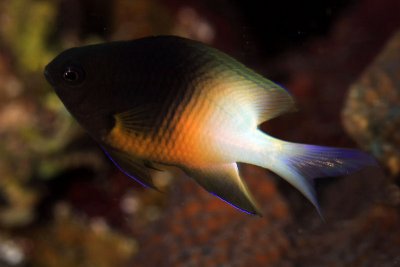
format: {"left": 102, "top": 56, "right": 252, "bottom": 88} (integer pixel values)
{"left": 44, "top": 36, "right": 201, "bottom": 138}
{"left": 45, "top": 44, "right": 113, "bottom": 115}
{"left": 44, "top": 42, "right": 132, "bottom": 138}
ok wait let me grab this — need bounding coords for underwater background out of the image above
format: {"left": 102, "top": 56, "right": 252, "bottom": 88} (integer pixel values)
{"left": 0, "top": 0, "right": 400, "bottom": 266}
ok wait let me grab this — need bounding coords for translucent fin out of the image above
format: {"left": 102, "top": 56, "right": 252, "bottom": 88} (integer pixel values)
{"left": 102, "top": 146, "right": 159, "bottom": 190}
{"left": 143, "top": 160, "right": 163, "bottom": 171}
{"left": 227, "top": 77, "right": 296, "bottom": 124}
{"left": 184, "top": 163, "right": 262, "bottom": 215}
{"left": 114, "top": 104, "right": 157, "bottom": 134}
{"left": 267, "top": 142, "right": 376, "bottom": 216}
{"left": 271, "top": 162, "right": 321, "bottom": 216}
{"left": 195, "top": 43, "right": 296, "bottom": 124}
{"left": 279, "top": 144, "right": 376, "bottom": 178}
{"left": 251, "top": 84, "right": 297, "bottom": 123}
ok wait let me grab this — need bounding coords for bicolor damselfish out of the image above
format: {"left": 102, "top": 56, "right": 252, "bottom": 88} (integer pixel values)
{"left": 44, "top": 36, "right": 375, "bottom": 216}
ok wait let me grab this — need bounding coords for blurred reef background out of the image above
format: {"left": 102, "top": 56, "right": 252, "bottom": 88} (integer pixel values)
{"left": 0, "top": 0, "right": 400, "bottom": 266}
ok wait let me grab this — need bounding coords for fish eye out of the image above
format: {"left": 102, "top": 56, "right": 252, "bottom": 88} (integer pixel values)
{"left": 62, "top": 65, "right": 85, "bottom": 85}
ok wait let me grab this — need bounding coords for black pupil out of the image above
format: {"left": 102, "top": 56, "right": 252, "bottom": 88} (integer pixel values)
{"left": 63, "top": 69, "right": 79, "bottom": 81}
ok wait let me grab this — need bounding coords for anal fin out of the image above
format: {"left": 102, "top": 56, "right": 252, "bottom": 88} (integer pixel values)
{"left": 184, "top": 163, "right": 262, "bottom": 215}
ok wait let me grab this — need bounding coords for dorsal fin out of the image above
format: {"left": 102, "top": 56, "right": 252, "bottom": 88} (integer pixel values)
{"left": 192, "top": 42, "right": 296, "bottom": 124}
{"left": 216, "top": 73, "right": 296, "bottom": 125}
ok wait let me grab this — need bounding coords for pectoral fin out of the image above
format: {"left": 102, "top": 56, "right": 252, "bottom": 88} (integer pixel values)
{"left": 113, "top": 104, "right": 159, "bottom": 135}
{"left": 184, "top": 163, "right": 262, "bottom": 215}
{"left": 102, "top": 147, "right": 159, "bottom": 190}
{"left": 144, "top": 160, "right": 163, "bottom": 171}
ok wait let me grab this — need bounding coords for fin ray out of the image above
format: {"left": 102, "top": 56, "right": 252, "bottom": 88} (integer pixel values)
{"left": 102, "top": 146, "right": 159, "bottom": 190}
{"left": 195, "top": 44, "right": 296, "bottom": 123}
{"left": 224, "top": 71, "right": 296, "bottom": 123}
{"left": 258, "top": 136, "right": 376, "bottom": 216}
{"left": 114, "top": 104, "right": 159, "bottom": 134}
{"left": 184, "top": 163, "right": 262, "bottom": 215}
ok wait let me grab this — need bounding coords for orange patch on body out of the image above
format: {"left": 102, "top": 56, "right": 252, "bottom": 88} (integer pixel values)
{"left": 105, "top": 77, "right": 234, "bottom": 167}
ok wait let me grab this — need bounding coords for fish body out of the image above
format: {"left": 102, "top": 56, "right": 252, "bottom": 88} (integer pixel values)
{"left": 44, "top": 36, "right": 375, "bottom": 215}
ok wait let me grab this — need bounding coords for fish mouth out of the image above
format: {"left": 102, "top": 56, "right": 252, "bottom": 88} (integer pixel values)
{"left": 44, "top": 66, "right": 56, "bottom": 86}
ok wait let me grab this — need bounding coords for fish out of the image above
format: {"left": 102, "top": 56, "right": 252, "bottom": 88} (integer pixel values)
{"left": 44, "top": 35, "right": 375, "bottom": 216}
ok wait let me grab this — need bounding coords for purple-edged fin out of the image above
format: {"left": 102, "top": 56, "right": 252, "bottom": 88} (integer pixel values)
{"left": 184, "top": 163, "right": 262, "bottom": 216}
{"left": 211, "top": 193, "right": 259, "bottom": 216}
{"left": 101, "top": 146, "right": 159, "bottom": 190}
{"left": 269, "top": 142, "right": 377, "bottom": 217}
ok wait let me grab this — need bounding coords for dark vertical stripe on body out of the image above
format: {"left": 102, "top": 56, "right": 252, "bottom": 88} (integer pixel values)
{"left": 147, "top": 38, "right": 215, "bottom": 144}
{"left": 104, "top": 37, "right": 218, "bottom": 147}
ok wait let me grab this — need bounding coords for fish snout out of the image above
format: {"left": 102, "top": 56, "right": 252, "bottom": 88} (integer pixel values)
{"left": 44, "top": 66, "right": 56, "bottom": 86}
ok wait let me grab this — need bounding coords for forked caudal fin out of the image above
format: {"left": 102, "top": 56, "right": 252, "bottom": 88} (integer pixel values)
{"left": 250, "top": 133, "right": 377, "bottom": 216}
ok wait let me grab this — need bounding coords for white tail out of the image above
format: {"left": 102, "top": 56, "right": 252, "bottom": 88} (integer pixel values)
{"left": 243, "top": 131, "right": 376, "bottom": 215}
